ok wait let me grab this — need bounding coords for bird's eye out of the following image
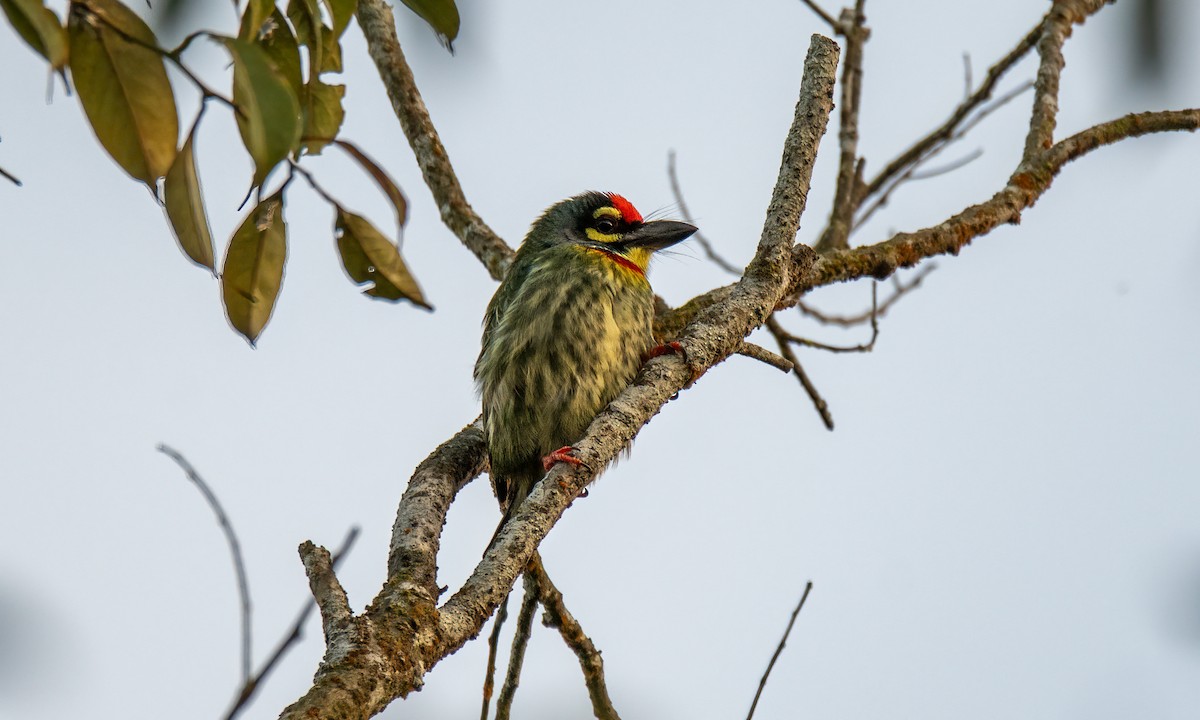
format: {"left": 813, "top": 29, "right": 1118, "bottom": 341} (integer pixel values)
{"left": 594, "top": 217, "right": 618, "bottom": 234}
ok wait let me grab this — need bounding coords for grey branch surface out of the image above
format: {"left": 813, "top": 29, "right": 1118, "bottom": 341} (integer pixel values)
{"left": 278, "top": 1, "right": 1200, "bottom": 716}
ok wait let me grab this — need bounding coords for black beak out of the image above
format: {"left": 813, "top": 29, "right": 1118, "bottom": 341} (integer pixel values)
{"left": 621, "top": 219, "right": 698, "bottom": 252}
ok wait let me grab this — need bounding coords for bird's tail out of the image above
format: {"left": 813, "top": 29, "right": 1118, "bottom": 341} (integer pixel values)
{"left": 483, "top": 465, "right": 539, "bottom": 556}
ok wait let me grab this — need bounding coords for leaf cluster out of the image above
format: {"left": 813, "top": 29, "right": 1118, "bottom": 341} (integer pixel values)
{"left": 1, "top": 0, "right": 459, "bottom": 343}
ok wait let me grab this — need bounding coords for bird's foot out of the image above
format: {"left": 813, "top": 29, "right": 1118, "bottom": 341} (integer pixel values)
{"left": 542, "top": 446, "right": 583, "bottom": 472}
{"left": 644, "top": 340, "right": 685, "bottom": 362}
{"left": 644, "top": 340, "right": 702, "bottom": 387}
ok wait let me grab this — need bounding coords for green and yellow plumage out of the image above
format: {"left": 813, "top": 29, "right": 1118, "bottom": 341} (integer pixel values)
{"left": 475, "top": 192, "right": 696, "bottom": 542}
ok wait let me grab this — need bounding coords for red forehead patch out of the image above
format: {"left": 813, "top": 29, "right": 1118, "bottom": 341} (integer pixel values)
{"left": 606, "top": 193, "right": 643, "bottom": 224}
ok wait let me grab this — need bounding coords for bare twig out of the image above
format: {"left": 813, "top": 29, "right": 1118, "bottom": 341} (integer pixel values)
{"left": 859, "top": 19, "right": 1042, "bottom": 203}
{"left": 906, "top": 149, "right": 984, "bottom": 180}
{"left": 355, "top": 0, "right": 514, "bottom": 280}
{"left": 494, "top": 574, "right": 539, "bottom": 720}
{"left": 802, "top": 108, "right": 1200, "bottom": 295}
{"left": 667, "top": 149, "right": 740, "bottom": 275}
{"left": 778, "top": 283, "right": 879, "bottom": 353}
{"left": 797, "top": 0, "right": 838, "bottom": 30}
{"left": 157, "top": 443, "right": 252, "bottom": 683}
{"left": 765, "top": 317, "right": 835, "bottom": 430}
{"left": 298, "top": 542, "right": 354, "bottom": 643}
{"left": 528, "top": 555, "right": 621, "bottom": 720}
{"left": 480, "top": 595, "right": 509, "bottom": 720}
{"left": 815, "top": 0, "right": 869, "bottom": 253}
{"left": 288, "top": 161, "right": 342, "bottom": 208}
{"left": 736, "top": 341, "right": 795, "bottom": 372}
{"left": 961, "top": 52, "right": 973, "bottom": 101}
{"left": 224, "top": 526, "right": 360, "bottom": 720}
{"left": 745, "top": 582, "right": 814, "bottom": 720}
{"left": 0, "top": 165, "right": 21, "bottom": 186}
{"left": 797, "top": 264, "right": 935, "bottom": 327}
{"left": 853, "top": 81, "right": 1033, "bottom": 232}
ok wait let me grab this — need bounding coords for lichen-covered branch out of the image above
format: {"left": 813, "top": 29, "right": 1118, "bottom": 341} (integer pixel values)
{"left": 355, "top": 0, "right": 514, "bottom": 280}
{"left": 803, "top": 108, "right": 1200, "bottom": 293}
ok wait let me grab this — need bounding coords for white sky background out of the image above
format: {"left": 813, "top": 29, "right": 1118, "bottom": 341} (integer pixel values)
{"left": 2, "top": 0, "right": 1199, "bottom": 718}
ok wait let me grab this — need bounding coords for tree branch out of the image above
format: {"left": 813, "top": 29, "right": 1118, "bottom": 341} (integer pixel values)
{"left": 225, "top": 527, "right": 359, "bottom": 720}
{"left": 354, "top": 0, "right": 514, "bottom": 280}
{"left": 277, "top": 5, "right": 1200, "bottom": 715}
{"left": 805, "top": 108, "right": 1200, "bottom": 293}
{"left": 745, "top": 582, "right": 814, "bottom": 720}
{"left": 814, "top": 0, "right": 868, "bottom": 253}
{"left": 157, "top": 443, "right": 253, "bottom": 683}
{"left": 528, "top": 555, "right": 621, "bottom": 720}
{"left": 277, "top": 33, "right": 838, "bottom": 720}
{"left": 860, "top": 18, "right": 1042, "bottom": 204}
{"left": 494, "top": 574, "right": 538, "bottom": 720}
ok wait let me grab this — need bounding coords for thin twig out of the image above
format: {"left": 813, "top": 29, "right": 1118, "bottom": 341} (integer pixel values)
{"left": 667, "top": 149, "right": 740, "bottom": 275}
{"left": 859, "top": 18, "right": 1043, "bottom": 204}
{"left": 906, "top": 149, "right": 984, "bottom": 180}
{"left": 528, "top": 555, "right": 621, "bottom": 720}
{"left": 779, "top": 283, "right": 879, "bottom": 353}
{"left": 736, "top": 341, "right": 794, "bottom": 372}
{"left": 480, "top": 595, "right": 510, "bottom": 720}
{"left": 766, "top": 317, "right": 834, "bottom": 430}
{"left": 495, "top": 574, "right": 539, "bottom": 720}
{"left": 157, "top": 443, "right": 252, "bottom": 683}
{"left": 797, "top": 264, "right": 935, "bottom": 327}
{"left": 224, "top": 527, "right": 360, "bottom": 720}
{"left": 815, "top": 0, "right": 869, "bottom": 253}
{"left": 745, "top": 582, "right": 814, "bottom": 720}
{"left": 797, "top": 0, "right": 838, "bottom": 30}
{"left": 288, "top": 161, "right": 343, "bottom": 208}
{"left": 853, "top": 81, "right": 1032, "bottom": 232}
{"left": 0, "top": 165, "right": 21, "bottom": 186}
{"left": 961, "top": 52, "right": 973, "bottom": 101}
{"left": 71, "top": 8, "right": 238, "bottom": 113}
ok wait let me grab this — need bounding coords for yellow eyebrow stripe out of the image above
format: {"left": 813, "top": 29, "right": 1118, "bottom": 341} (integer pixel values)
{"left": 592, "top": 206, "right": 621, "bottom": 220}
{"left": 585, "top": 227, "right": 619, "bottom": 243}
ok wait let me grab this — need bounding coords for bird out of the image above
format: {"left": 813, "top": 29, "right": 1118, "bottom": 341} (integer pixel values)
{"left": 475, "top": 191, "right": 697, "bottom": 548}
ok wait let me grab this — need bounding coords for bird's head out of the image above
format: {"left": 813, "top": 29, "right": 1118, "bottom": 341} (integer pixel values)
{"left": 524, "top": 192, "right": 698, "bottom": 278}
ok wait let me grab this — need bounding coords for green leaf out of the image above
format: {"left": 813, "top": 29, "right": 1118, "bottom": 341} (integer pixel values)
{"left": 333, "top": 139, "right": 406, "bottom": 238}
{"left": 315, "top": 19, "right": 341, "bottom": 73}
{"left": 235, "top": 0, "right": 275, "bottom": 41}
{"left": 67, "top": 0, "right": 179, "bottom": 186}
{"left": 222, "top": 192, "right": 288, "bottom": 344}
{"left": 301, "top": 80, "right": 344, "bottom": 155}
{"left": 322, "top": 0, "right": 355, "bottom": 38}
{"left": 257, "top": 7, "right": 302, "bottom": 101}
{"left": 223, "top": 37, "right": 301, "bottom": 188}
{"left": 335, "top": 209, "right": 428, "bottom": 308}
{"left": 398, "top": 0, "right": 458, "bottom": 50}
{"left": 1, "top": 0, "right": 69, "bottom": 69}
{"left": 286, "top": 0, "right": 322, "bottom": 77}
{"left": 163, "top": 124, "right": 215, "bottom": 272}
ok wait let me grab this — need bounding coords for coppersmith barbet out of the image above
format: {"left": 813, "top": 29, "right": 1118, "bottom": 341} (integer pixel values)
{"left": 475, "top": 192, "right": 696, "bottom": 542}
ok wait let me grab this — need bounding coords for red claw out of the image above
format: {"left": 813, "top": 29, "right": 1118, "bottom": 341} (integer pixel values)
{"left": 542, "top": 446, "right": 583, "bottom": 472}
{"left": 644, "top": 340, "right": 685, "bottom": 362}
